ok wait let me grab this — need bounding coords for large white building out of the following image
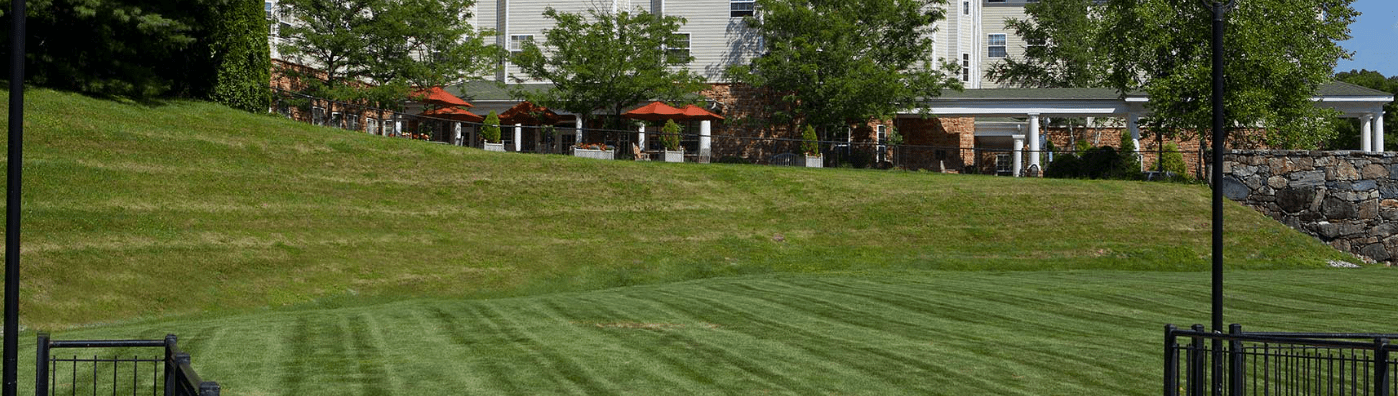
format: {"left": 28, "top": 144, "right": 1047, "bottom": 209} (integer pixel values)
{"left": 465, "top": 0, "right": 1031, "bottom": 87}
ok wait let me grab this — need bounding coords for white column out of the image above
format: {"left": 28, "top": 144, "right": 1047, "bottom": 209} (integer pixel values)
{"left": 700, "top": 120, "right": 712, "bottom": 157}
{"left": 453, "top": 123, "right": 463, "bottom": 146}
{"left": 1361, "top": 115, "right": 1374, "bottom": 152}
{"left": 1027, "top": 114, "right": 1041, "bottom": 171}
{"left": 638, "top": 124, "right": 647, "bottom": 150}
{"left": 514, "top": 123, "right": 523, "bottom": 152}
{"left": 1012, "top": 136, "right": 1025, "bottom": 177}
{"left": 1376, "top": 113, "right": 1386, "bottom": 152}
{"left": 575, "top": 115, "right": 583, "bottom": 145}
{"left": 1127, "top": 113, "right": 1141, "bottom": 152}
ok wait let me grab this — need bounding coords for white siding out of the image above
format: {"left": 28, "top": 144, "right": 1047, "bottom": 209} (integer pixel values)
{"left": 979, "top": 1, "right": 1029, "bottom": 88}
{"left": 664, "top": 0, "right": 759, "bottom": 82}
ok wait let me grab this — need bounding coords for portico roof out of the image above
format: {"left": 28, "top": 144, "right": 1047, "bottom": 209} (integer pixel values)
{"left": 905, "top": 81, "right": 1391, "bottom": 118}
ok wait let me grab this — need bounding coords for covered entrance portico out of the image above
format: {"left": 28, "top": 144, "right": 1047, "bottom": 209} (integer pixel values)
{"left": 901, "top": 82, "right": 1392, "bottom": 176}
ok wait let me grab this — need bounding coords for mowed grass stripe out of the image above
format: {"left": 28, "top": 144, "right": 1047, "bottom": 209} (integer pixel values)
{"left": 14, "top": 269, "right": 1398, "bottom": 395}
{"left": 6, "top": 88, "right": 1358, "bottom": 329}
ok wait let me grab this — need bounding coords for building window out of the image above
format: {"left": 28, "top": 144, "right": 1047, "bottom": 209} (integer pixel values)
{"left": 312, "top": 107, "right": 325, "bottom": 126}
{"left": 987, "top": 0, "right": 1006, "bottom": 3}
{"left": 347, "top": 114, "right": 359, "bottom": 131}
{"left": 731, "top": 0, "right": 755, "bottom": 17}
{"left": 996, "top": 153, "right": 1011, "bottom": 174}
{"left": 961, "top": 54, "right": 970, "bottom": 82}
{"left": 509, "top": 35, "right": 533, "bottom": 53}
{"left": 367, "top": 118, "right": 378, "bottom": 135}
{"left": 265, "top": 1, "right": 274, "bottom": 19}
{"left": 988, "top": 34, "right": 1007, "bottom": 58}
{"left": 330, "top": 112, "right": 343, "bottom": 129}
{"left": 667, "top": 33, "right": 691, "bottom": 63}
{"left": 963, "top": 1, "right": 969, "bottom": 15}
{"left": 279, "top": 22, "right": 292, "bottom": 39}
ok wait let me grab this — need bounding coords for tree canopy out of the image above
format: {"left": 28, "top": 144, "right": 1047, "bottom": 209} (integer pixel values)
{"left": 277, "top": 0, "right": 501, "bottom": 106}
{"left": 725, "top": 0, "right": 961, "bottom": 136}
{"left": 986, "top": 0, "right": 1107, "bottom": 89}
{"left": 3, "top": 0, "right": 270, "bottom": 105}
{"left": 1100, "top": 0, "right": 1356, "bottom": 149}
{"left": 992, "top": 0, "right": 1358, "bottom": 149}
{"left": 511, "top": 7, "right": 705, "bottom": 129}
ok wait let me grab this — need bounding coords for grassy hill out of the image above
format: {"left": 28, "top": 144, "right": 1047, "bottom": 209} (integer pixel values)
{"left": 0, "top": 88, "right": 1385, "bottom": 395}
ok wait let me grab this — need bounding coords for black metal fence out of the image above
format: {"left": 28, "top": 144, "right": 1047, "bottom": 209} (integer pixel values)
{"left": 269, "top": 88, "right": 1205, "bottom": 175}
{"left": 1166, "top": 324, "right": 1398, "bottom": 396}
{"left": 36, "top": 333, "right": 219, "bottom": 396}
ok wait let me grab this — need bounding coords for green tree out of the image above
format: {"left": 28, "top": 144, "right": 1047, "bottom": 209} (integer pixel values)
{"left": 482, "top": 111, "right": 502, "bottom": 143}
{"left": 660, "top": 119, "right": 683, "bottom": 151}
{"left": 277, "top": 0, "right": 374, "bottom": 100}
{"left": 361, "top": 0, "right": 501, "bottom": 91}
{"left": 210, "top": 0, "right": 273, "bottom": 113}
{"left": 3, "top": 1, "right": 262, "bottom": 100}
{"left": 1152, "top": 142, "right": 1189, "bottom": 178}
{"left": 801, "top": 124, "right": 819, "bottom": 155}
{"left": 278, "top": 0, "right": 498, "bottom": 106}
{"left": 725, "top": 0, "right": 961, "bottom": 139}
{"left": 1099, "top": 0, "right": 1357, "bottom": 149}
{"left": 986, "top": 0, "right": 1108, "bottom": 88}
{"left": 512, "top": 7, "right": 705, "bottom": 129}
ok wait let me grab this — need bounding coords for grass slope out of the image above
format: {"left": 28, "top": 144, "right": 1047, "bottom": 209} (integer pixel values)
{"left": 19, "top": 269, "right": 1398, "bottom": 396}
{"left": 1, "top": 87, "right": 1354, "bottom": 329}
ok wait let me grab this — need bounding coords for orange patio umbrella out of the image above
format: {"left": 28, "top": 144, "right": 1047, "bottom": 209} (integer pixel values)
{"left": 498, "top": 101, "right": 560, "bottom": 125}
{"left": 420, "top": 106, "right": 484, "bottom": 123}
{"left": 411, "top": 86, "right": 472, "bottom": 108}
{"left": 678, "top": 104, "right": 724, "bottom": 122}
{"left": 622, "top": 101, "right": 686, "bottom": 122}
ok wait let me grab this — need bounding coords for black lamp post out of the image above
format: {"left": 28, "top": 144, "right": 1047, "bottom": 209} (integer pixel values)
{"left": 3, "top": 0, "right": 24, "bottom": 394}
{"left": 1204, "top": 0, "right": 1235, "bottom": 394}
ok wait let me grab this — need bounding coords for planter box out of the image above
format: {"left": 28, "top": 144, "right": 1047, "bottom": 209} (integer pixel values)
{"left": 805, "top": 155, "right": 824, "bottom": 168}
{"left": 664, "top": 150, "right": 684, "bottom": 163}
{"left": 574, "top": 148, "right": 615, "bottom": 160}
{"left": 484, "top": 142, "right": 506, "bottom": 152}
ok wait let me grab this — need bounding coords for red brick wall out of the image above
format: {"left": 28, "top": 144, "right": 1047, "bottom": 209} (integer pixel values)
{"left": 895, "top": 116, "right": 975, "bottom": 172}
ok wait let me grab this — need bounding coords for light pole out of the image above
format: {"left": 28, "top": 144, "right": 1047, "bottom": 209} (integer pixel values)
{"left": 4, "top": 0, "right": 25, "bottom": 394}
{"left": 1204, "top": 0, "right": 1235, "bottom": 394}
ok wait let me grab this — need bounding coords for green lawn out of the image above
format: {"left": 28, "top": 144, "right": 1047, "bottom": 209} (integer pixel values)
{"left": 0, "top": 88, "right": 1382, "bottom": 395}
{"left": 21, "top": 269, "right": 1398, "bottom": 396}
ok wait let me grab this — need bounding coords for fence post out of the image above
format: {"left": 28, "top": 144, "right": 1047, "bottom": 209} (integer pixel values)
{"left": 1189, "top": 324, "right": 1206, "bottom": 396}
{"left": 164, "top": 335, "right": 177, "bottom": 396}
{"left": 34, "top": 333, "right": 48, "bottom": 396}
{"left": 1166, "top": 325, "right": 1180, "bottom": 396}
{"left": 1376, "top": 338, "right": 1390, "bottom": 396}
{"left": 1229, "top": 324, "right": 1243, "bottom": 396}
{"left": 198, "top": 382, "right": 220, "bottom": 396}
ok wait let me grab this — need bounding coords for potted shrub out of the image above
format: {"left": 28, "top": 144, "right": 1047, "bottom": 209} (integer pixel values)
{"left": 482, "top": 111, "right": 504, "bottom": 152}
{"left": 801, "top": 125, "right": 822, "bottom": 168}
{"left": 660, "top": 119, "right": 684, "bottom": 163}
{"left": 573, "top": 142, "right": 614, "bottom": 160}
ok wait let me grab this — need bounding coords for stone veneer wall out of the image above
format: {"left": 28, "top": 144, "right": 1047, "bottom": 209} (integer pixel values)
{"left": 1222, "top": 150, "right": 1398, "bottom": 264}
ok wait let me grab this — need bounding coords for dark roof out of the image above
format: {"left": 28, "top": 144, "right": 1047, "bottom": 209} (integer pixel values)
{"left": 1318, "top": 81, "right": 1393, "bottom": 97}
{"left": 449, "top": 80, "right": 553, "bottom": 102}
{"left": 937, "top": 87, "right": 1133, "bottom": 101}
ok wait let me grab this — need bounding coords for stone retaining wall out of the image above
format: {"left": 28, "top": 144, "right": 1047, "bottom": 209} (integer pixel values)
{"left": 1222, "top": 150, "right": 1398, "bottom": 264}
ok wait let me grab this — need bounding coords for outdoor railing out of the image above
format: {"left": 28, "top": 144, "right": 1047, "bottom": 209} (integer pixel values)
{"left": 269, "top": 88, "right": 1206, "bottom": 175}
{"left": 1166, "top": 324, "right": 1398, "bottom": 396}
{"left": 36, "top": 333, "right": 219, "bottom": 396}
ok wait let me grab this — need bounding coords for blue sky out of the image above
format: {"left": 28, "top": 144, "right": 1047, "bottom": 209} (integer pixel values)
{"left": 1335, "top": 0, "right": 1398, "bottom": 76}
